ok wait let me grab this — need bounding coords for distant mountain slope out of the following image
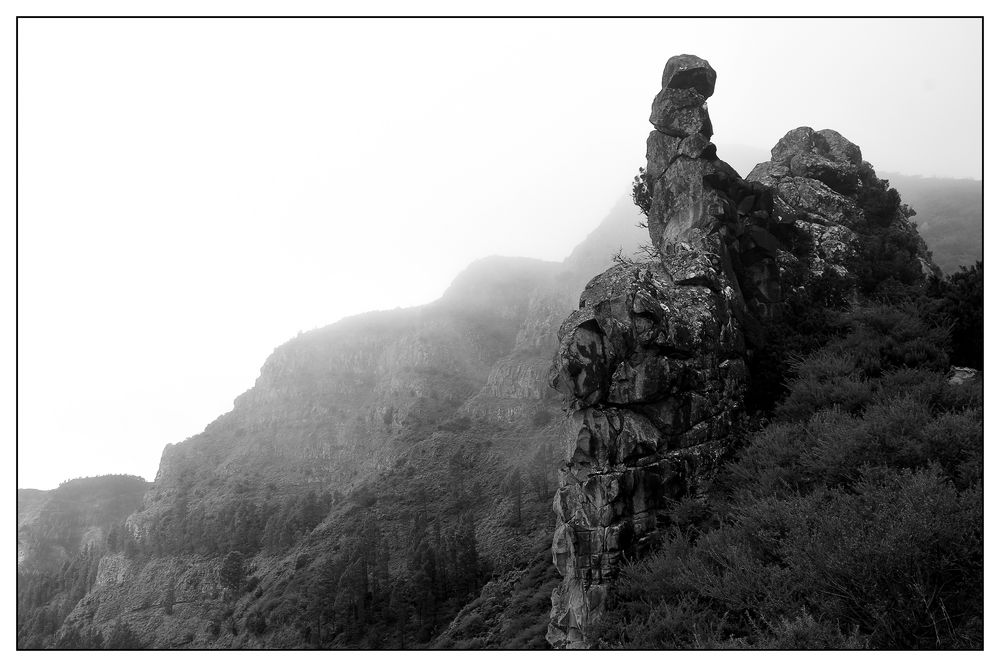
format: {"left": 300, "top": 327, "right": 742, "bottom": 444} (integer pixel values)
{"left": 17, "top": 170, "right": 980, "bottom": 650}
{"left": 17, "top": 488, "right": 48, "bottom": 529}
{"left": 17, "top": 475, "right": 150, "bottom": 649}
{"left": 881, "top": 173, "right": 983, "bottom": 275}
{"left": 18, "top": 475, "right": 150, "bottom": 572}
{"left": 17, "top": 197, "right": 646, "bottom": 649}
{"left": 562, "top": 196, "right": 649, "bottom": 274}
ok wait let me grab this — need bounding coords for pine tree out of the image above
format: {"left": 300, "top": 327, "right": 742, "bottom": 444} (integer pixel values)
{"left": 219, "top": 551, "right": 246, "bottom": 597}
{"left": 502, "top": 468, "right": 523, "bottom": 526}
{"left": 162, "top": 582, "right": 175, "bottom": 615}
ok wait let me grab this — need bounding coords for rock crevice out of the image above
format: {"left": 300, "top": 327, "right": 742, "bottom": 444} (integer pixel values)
{"left": 547, "top": 55, "right": 770, "bottom": 649}
{"left": 546, "top": 54, "right": 938, "bottom": 649}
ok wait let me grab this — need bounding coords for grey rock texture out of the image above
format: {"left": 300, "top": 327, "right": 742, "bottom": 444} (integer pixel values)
{"left": 660, "top": 54, "right": 717, "bottom": 96}
{"left": 547, "top": 59, "right": 941, "bottom": 650}
{"left": 649, "top": 87, "right": 713, "bottom": 138}
{"left": 547, "top": 55, "right": 770, "bottom": 648}
{"left": 747, "top": 126, "right": 937, "bottom": 285}
{"left": 546, "top": 258, "right": 747, "bottom": 649}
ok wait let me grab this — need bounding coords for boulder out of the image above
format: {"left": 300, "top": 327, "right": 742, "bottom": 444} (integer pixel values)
{"left": 948, "top": 366, "right": 978, "bottom": 386}
{"left": 767, "top": 126, "right": 861, "bottom": 195}
{"left": 661, "top": 54, "right": 717, "bottom": 97}
{"left": 748, "top": 126, "right": 937, "bottom": 289}
{"left": 775, "top": 176, "right": 863, "bottom": 227}
{"left": 649, "top": 87, "right": 713, "bottom": 138}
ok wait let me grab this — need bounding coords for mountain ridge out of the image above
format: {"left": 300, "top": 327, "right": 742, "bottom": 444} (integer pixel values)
{"left": 17, "top": 192, "right": 649, "bottom": 649}
{"left": 17, "top": 54, "right": 983, "bottom": 649}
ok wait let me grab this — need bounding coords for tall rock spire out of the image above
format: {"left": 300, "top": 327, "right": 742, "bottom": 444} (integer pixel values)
{"left": 546, "top": 54, "right": 777, "bottom": 649}
{"left": 545, "top": 52, "right": 938, "bottom": 649}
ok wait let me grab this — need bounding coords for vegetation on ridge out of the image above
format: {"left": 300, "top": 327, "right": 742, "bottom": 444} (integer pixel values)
{"left": 16, "top": 166, "right": 982, "bottom": 649}
{"left": 592, "top": 263, "right": 984, "bottom": 649}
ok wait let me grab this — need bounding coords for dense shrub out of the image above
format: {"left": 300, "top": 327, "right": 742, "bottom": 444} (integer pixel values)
{"left": 434, "top": 542, "right": 558, "bottom": 649}
{"left": 246, "top": 610, "right": 268, "bottom": 636}
{"left": 104, "top": 620, "right": 146, "bottom": 649}
{"left": 219, "top": 551, "right": 246, "bottom": 592}
{"left": 745, "top": 267, "right": 854, "bottom": 414}
{"left": 595, "top": 293, "right": 983, "bottom": 650}
{"left": 598, "top": 465, "right": 982, "bottom": 649}
{"left": 632, "top": 168, "right": 651, "bottom": 219}
{"left": 927, "top": 262, "right": 984, "bottom": 369}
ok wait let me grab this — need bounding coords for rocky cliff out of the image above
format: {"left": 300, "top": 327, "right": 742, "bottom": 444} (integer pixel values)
{"left": 18, "top": 198, "right": 648, "bottom": 650}
{"left": 546, "top": 54, "right": 934, "bottom": 648}
{"left": 17, "top": 476, "right": 149, "bottom": 573}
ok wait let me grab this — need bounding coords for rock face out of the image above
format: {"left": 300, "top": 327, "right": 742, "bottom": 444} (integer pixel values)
{"left": 18, "top": 476, "right": 149, "bottom": 574}
{"left": 546, "top": 260, "right": 748, "bottom": 649}
{"left": 747, "top": 126, "right": 936, "bottom": 285}
{"left": 547, "top": 55, "right": 774, "bottom": 648}
{"left": 546, "top": 55, "right": 941, "bottom": 650}
{"left": 643, "top": 58, "right": 781, "bottom": 319}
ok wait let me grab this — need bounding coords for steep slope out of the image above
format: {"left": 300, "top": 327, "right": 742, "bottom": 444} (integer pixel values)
{"left": 130, "top": 255, "right": 560, "bottom": 541}
{"left": 17, "top": 476, "right": 150, "bottom": 573}
{"left": 20, "top": 52, "right": 980, "bottom": 651}
{"left": 17, "top": 475, "right": 150, "bottom": 648}
{"left": 19, "top": 196, "right": 646, "bottom": 649}
{"left": 17, "top": 489, "right": 47, "bottom": 538}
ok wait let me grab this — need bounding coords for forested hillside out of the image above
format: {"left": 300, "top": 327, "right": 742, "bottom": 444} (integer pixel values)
{"left": 16, "top": 199, "right": 645, "bottom": 650}
{"left": 17, "top": 475, "right": 150, "bottom": 648}
{"left": 17, "top": 169, "right": 983, "bottom": 650}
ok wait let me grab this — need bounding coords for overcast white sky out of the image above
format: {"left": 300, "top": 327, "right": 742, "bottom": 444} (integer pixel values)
{"left": 17, "top": 17, "right": 983, "bottom": 490}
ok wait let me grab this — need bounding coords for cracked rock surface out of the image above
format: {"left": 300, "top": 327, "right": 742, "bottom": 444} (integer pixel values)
{"left": 547, "top": 55, "right": 939, "bottom": 650}
{"left": 547, "top": 55, "right": 766, "bottom": 648}
{"left": 747, "top": 126, "right": 936, "bottom": 284}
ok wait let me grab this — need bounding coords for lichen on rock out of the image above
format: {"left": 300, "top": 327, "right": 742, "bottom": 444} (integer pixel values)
{"left": 547, "top": 54, "right": 940, "bottom": 649}
{"left": 747, "top": 125, "right": 938, "bottom": 288}
{"left": 547, "top": 54, "right": 767, "bottom": 648}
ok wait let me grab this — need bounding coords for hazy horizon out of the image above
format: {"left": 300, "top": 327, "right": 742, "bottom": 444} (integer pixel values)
{"left": 18, "top": 18, "right": 983, "bottom": 490}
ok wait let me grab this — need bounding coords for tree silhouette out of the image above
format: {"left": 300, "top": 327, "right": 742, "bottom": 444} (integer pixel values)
{"left": 219, "top": 551, "right": 246, "bottom": 596}
{"left": 501, "top": 468, "right": 523, "bottom": 526}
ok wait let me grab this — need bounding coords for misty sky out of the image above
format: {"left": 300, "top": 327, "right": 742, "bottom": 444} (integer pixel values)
{"left": 17, "top": 17, "right": 982, "bottom": 490}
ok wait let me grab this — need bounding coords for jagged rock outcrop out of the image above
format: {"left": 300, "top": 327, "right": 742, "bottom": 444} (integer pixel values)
{"left": 748, "top": 126, "right": 937, "bottom": 285}
{"left": 546, "top": 258, "right": 748, "bottom": 651}
{"left": 547, "top": 55, "right": 773, "bottom": 648}
{"left": 546, "top": 55, "right": 942, "bottom": 650}
{"left": 643, "top": 58, "right": 780, "bottom": 318}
